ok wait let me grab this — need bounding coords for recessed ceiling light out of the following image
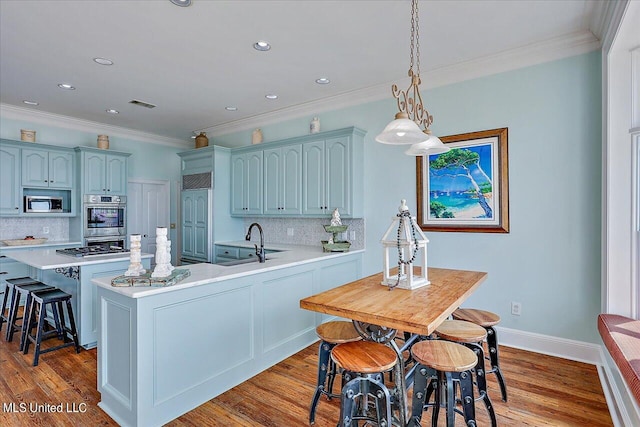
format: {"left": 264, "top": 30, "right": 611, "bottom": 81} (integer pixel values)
{"left": 106, "top": 109, "right": 119, "bottom": 114}
{"left": 253, "top": 40, "right": 271, "bottom": 51}
{"left": 23, "top": 100, "right": 39, "bottom": 106}
{"left": 93, "top": 57, "right": 114, "bottom": 66}
{"left": 265, "top": 94, "right": 278, "bottom": 100}
{"left": 58, "top": 83, "right": 75, "bottom": 90}
{"left": 225, "top": 106, "right": 238, "bottom": 111}
{"left": 170, "top": 0, "right": 191, "bottom": 6}
{"left": 315, "top": 77, "right": 330, "bottom": 85}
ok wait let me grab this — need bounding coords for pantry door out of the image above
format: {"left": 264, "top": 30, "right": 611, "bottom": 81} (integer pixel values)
{"left": 128, "top": 180, "right": 170, "bottom": 265}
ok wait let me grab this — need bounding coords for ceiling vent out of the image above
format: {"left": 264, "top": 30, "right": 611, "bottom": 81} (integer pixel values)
{"left": 129, "top": 99, "right": 156, "bottom": 109}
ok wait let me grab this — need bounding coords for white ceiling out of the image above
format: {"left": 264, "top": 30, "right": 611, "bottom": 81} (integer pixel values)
{"left": 0, "top": 0, "right": 609, "bottom": 148}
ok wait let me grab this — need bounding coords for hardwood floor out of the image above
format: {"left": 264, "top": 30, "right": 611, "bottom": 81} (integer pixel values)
{"left": 0, "top": 330, "right": 613, "bottom": 426}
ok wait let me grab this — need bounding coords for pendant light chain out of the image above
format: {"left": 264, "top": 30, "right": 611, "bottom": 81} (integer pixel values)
{"left": 413, "top": 0, "right": 420, "bottom": 77}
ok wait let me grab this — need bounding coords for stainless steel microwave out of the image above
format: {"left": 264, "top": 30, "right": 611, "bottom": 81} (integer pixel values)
{"left": 24, "top": 196, "right": 63, "bottom": 213}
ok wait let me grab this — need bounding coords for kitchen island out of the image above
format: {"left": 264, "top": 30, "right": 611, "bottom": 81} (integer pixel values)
{"left": 4, "top": 248, "right": 152, "bottom": 348}
{"left": 92, "top": 244, "right": 363, "bottom": 427}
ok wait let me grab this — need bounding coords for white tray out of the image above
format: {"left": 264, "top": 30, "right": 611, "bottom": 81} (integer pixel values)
{"left": 1, "top": 238, "right": 48, "bottom": 246}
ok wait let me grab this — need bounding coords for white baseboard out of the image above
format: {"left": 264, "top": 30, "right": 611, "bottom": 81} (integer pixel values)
{"left": 495, "top": 326, "right": 603, "bottom": 364}
{"left": 494, "top": 326, "right": 640, "bottom": 426}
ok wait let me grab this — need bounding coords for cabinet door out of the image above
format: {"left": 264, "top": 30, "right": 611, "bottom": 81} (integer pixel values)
{"left": 281, "top": 144, "right": 302, "bottom": 214}
{"left": 181, "top": 192, "right": 196, "bottom": 258}
{"left": 0, "top": 145, "right": 21, "bottom": 215}
{"left": 193, "top": 190, "right": 209, "bottom": 260}
{"left": 245, "top": 151, "right": 263, "bottom": 215}
{"left": 230, "top": 154, "right": 246, "bottom": 215}
{"left": 105, "top": 155, "right": 127, "bottom": 195}
{"left": 325, "top": 137, "right": 351, "bottom": 215}
{"left": 263, "top": 148, "right": 281, "bottom": 215}
{"left": 21, "top": 148, "right": 49, "bottom": 188}
{"left": 48, "top": 151, "right": 74, "bottom": 189}
{"left": 302, "top": 141, "right": 326, "bottom": 215}
{"left": 84, "top": 152, "right": 107, "bottom": 194}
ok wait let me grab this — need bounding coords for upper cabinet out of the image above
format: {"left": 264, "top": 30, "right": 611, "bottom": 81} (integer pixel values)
{"left": 230, "top": 126, "right": 365, "bottom": 218}
{"left": 0, "top": 144, "right": 21, "bottom": 215}
{"left": 231, "top": 151, "right": 263, "bottom": 215}
{"left": 21, "top": 147, "right": 74, "bottom": 189}
{"left": 76, "top": 147, "right": 130, "bottom": 195}
{"left": 1, "top": 139, "right": 77, "bottom": 217}
{"left": 264, "top": 144, "right": 302, "bottom": 215}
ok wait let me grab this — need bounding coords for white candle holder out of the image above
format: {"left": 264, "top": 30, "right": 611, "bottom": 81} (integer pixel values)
{"left": 151, "top": 227, "right": 174, "bottom": 278}
{"left": 124, "top": 234, "right": 146, "bottom": 276}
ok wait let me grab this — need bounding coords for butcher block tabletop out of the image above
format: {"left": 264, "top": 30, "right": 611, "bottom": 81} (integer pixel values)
{"left": 300, "top": 267, "right": 487, "bottom": 336}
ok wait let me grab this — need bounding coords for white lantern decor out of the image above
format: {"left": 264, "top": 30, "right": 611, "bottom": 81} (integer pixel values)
{"left": 380, "top": 199, "right": 429, "bottom": 290}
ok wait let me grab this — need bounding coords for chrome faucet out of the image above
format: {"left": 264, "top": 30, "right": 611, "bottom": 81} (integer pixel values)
{"left": 245, "top": 222, "right": 266, "bottom": 263}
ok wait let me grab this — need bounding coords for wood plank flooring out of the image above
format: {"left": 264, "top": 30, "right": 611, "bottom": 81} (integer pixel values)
{"left": 0, "top": 329, "right": 613, "bottom": 426}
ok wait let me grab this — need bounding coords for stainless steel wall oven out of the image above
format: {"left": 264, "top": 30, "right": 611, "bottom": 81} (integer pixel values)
{"left": 83, "top": 195, "right": 126, "bottom": 241}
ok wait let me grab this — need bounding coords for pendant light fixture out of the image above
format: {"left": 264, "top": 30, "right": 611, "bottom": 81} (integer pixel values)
{"left": 376, "top": 0, "right": 449, "bottom": 155}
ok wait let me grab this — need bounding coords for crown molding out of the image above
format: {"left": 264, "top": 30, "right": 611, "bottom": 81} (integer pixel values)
{"left": 205, "top": 29, "right": 601, "bottom": 138}
{"left": 0, "top": 103, "right": 187, "bottom": 148}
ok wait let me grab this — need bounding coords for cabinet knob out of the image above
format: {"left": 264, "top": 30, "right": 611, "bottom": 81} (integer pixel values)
{"left": 0, "top": 255, "right": 6, "bottom": 258}
{"left": 44, "top": 180, "right": 48, "bottom": 183}
{"left": 102, "top": 189, "right": 106, "bottom": 192}
{"left": 15, "top": 207, "right": 19, "bottom": 210}
{"left": 143, "top": 234, "right": 147, "bottom": 238}
{"left": 0, "top": 272, "right": 7, "bottom": 275}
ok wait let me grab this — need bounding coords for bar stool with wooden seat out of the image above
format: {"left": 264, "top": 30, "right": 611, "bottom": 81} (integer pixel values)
{"left": 331, "top": 340, "right": 397, "bottom": 427}
{"left": 0, "top": 277, "right": 40, "bottom": 340}
{"left": 409, "top": 340, "right": 478, "bottom": 427}
{"left": 452, "top": 308, "right": 507, "bottom": 401}
{"left": 22, "top": 288, "right": 80, "bottom": 366}
{"left": 309, "top": 321, "right": 363, "bottom": 424}
{"left": 7, "top": 281, "right": 55, "bottom": 347}
{"left": 435, "top": 319, "right": 496, "bottom": 426}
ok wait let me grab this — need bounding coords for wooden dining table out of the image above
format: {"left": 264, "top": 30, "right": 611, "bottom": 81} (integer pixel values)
{"left": 299, "top": 266, "right": 488, "bottom": 426}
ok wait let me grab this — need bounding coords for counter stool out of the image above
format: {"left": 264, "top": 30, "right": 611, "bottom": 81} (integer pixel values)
{"left": 452, "top": 308, "right": 507, "bottom": 401}
{"left": 1, "top": 277, "right": 39, "bottom": 340}
{"left": 22, "top": 288, "right": 80, "bottom": 366}
{"left": 331, "top": 341, "right": 397, "bottom": 427}
{"left": 435, "top": 320, "right": 496, "bottom": 426}
{"left": 7, "top": 282, "right": 55, "bottom": 347}
{"left": 309, "top": 321, "right": 362, "bottom": 425}
{"left": 409, "top": 340, "right": 478, "bottom": 427}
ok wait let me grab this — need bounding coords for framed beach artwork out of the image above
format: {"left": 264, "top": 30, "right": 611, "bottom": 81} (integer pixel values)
{"left": 416, "top": 127, "right": 510, "bottom": 233}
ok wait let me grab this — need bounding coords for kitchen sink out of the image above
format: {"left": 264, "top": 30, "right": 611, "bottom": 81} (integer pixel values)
{"left": 216, "top": 257, "right": 272, "bottom": 267}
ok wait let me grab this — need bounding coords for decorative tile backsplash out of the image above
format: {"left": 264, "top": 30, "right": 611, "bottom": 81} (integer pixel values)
{"left": 242, "top": 217, "right": 365, "bottom": 250}
{"left": 0, "top": 218, "right": 69, "bottom": 241}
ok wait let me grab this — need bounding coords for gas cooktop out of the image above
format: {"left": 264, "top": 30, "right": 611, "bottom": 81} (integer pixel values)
{"left": 56, "top": 245, "right": 129, "bottom": 258}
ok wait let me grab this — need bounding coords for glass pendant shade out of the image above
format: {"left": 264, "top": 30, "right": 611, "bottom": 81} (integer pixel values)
{"left": 404, "top": 134, "right": 450, "bottom": 156}
{"left": 375, "top": 113, "right": 430, "bottom": 145}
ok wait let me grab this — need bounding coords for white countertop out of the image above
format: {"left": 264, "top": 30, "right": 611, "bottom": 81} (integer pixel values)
{"left": 4, "top": 247, "right": 152, "bottom": 269}
{"left": 93, "top": 243, "right": 364, "bottom": 298}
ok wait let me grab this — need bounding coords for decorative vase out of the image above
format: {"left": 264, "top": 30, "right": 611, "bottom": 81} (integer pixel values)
{"left": 195, "top": 132, "right": 209, "bottom": 148}
{"left": 97, "top": 135, "right": 110, "bottom": 149}
{"left": 252, "top": 128, "right": 263, "bottom": 144}
{"left": 310, "top": 117, "right": 320, "bottom": 134}
{"left": 20, "top": 129, "right": 36, "bottom": 142}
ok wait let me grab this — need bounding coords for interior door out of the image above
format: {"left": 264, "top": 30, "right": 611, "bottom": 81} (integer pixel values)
{"left": 128, "top": 180, "right": 170, "bottom": 265}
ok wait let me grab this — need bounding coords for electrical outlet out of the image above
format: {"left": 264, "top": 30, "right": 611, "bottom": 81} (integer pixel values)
{"left": 42, "top": 226, "right": 49, "bottom": 234}
{"left": 287, "top": 228, "right": 294, "bottom": 236}
{"left": 350, "top": 231, "right": 356, "bottom": 240}
{"left": 511, "top": 301, "right": 522, "bottom": 316}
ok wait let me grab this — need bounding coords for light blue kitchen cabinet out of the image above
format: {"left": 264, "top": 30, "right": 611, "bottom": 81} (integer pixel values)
{"left": 21, "top": 147, "right": 74, "bottom": 189}
{"left": 0, "top": 143, "right": 21, "bottom": 215}
{"left": 231, "top": 151, "right": 263, "bottom": 216}
{"left": 76, "top": 147, "right": 130, "bottom": 195}
{"left": 263, "top": 144, "right": 302, "bottom": 215}
{"left": 181, "top": 189, "right": 211, "bottom": 262}
{"left": 302, "top": 136, "right": 357, "bottom": 216}
{"left": 229, "top": 126, "right": 365, "bottom": 218}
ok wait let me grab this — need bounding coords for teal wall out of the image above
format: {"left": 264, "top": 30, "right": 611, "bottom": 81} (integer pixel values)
{"left": 215, "top": 51, "right": 603, "bottom": 343}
